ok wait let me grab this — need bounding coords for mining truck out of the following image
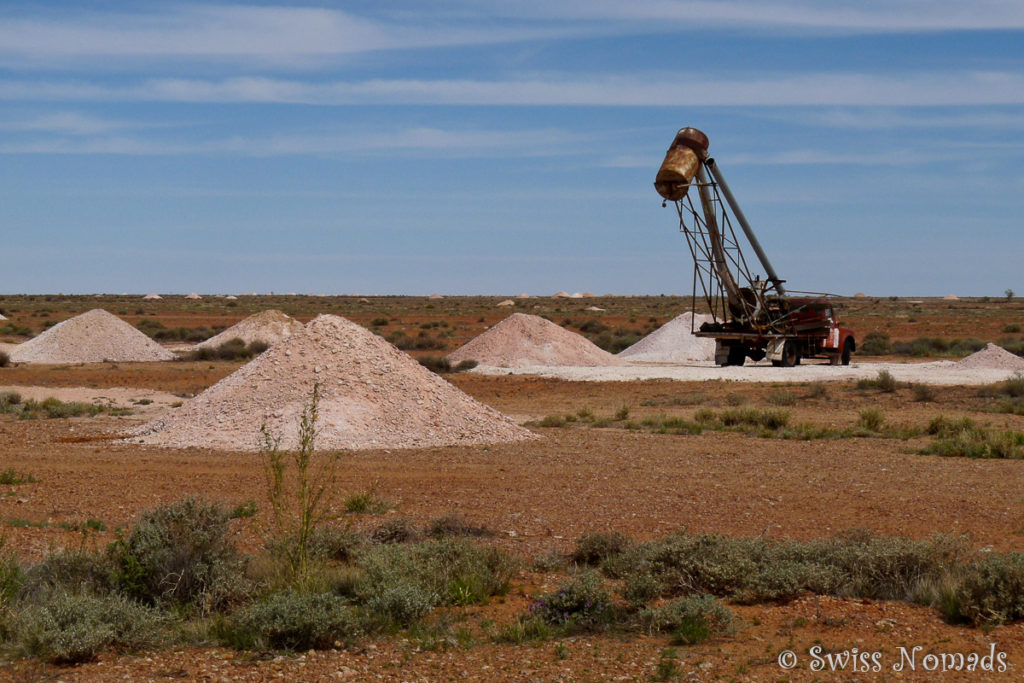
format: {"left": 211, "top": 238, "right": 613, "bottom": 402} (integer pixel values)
{"left": 655, "top": 127, "right": 855, "bottom": 367}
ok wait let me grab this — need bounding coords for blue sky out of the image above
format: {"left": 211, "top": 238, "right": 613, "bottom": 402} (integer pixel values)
{"left": 2, "top": 1, "right": 1022, "bottom": 296}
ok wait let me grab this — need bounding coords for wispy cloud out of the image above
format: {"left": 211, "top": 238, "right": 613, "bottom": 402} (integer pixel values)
{"left": 3, "top": 71, "right": 1023, "bottom": 106}
{"left": 1, "top": 2, "right": 1020, "bottom": 71}
{"left": 481, "top": 0, "right": 1024, "bottom": 32}
{"left": 0, "top": 6, "right": 566, "bottom": 67}
{"left": 0, "top": 111, "right": 168, "bottom": 135}
{"left": 0, "top": 126, "right": 577, "bottom": 157}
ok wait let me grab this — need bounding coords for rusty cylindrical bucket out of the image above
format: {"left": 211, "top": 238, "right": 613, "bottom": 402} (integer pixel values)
{"left": 654, "top": 127, "right": 710, "bottom": 201}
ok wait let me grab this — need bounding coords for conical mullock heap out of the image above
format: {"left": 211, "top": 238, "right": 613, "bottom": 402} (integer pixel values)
{"left": 10, "top": 309, "right": 174, "bottom": 363}
{"left": 446, "top": 313, "right": 622, "bottom": 368}
{"left": 130, "top": 314, "right": 534, "bottom": 451}
{"left": 196, "top": 309, "right": 303, "bottom": 349}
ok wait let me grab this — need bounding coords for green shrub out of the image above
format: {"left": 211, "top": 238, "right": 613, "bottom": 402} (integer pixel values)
{"left": 344, "top": 486, "right": 388, "bottom": 514}
{"left": 805, "top": 382, "right": 828, "bottom": 399}
{"left": 0, "top": 469, "right": 35, "bottom": 485}
{"left": 571, "top": 532, "right": 631, "bottom": 566}
{"left": 910, "top": 383, "right": 936, "bottom": 402}
{"left": 109, "top": 497, "right": 248, "bottom": 612}
{"left": 20, "top": 549, "right": 115, "bottom": 600}
{"left": 231, "top": 590, "right": 360, "bottom": 650}
{"left": 182, "top": 338, "right": 268, "bottom": 362}
{"left": 530, "top": 571, "right": 614, "bottom": 631}
{"left": 428, "top": 512, "right": 495, "bottom": 538}
{"left": 229, "top": 500, "right": 258, "bottom": 519}
{"left": 859, "top": 330, "right": 891, "bottom": 355}
{"left": 371, "top": 517, "right": 421, "bottom": 544}
{"left": 0, "top": 544, "right": 24, "bottom": 606}
{"left": 0, "top": 391, "right": 22, "bottom": 412}
{"left": 767, "top": 391, "right": 797, "bottom": 407}
{"left": 1003, "top": 323, "right": 1022, "bottom": 334}
{"left": 858, "top": 408, "right": 885, "bottom": 432}
{"left": 13, "top": 592, "right": 160, "bottom": 663}
{"left": 537, "top": 414, "right": 567, "bottom": 428}
{"left": 636, "top": 594, "right": 733, "bottom": 643}
{"left": 355, "top": 539, "right": 516, "bottom": 626}
{"left": 306, "top": 526, "right": 365, "bottom": 563}
{"left": 955, "top": 553, "right": 1024, "bottom": 626}
{"left": 17, "top": 397, "right": 103, "bottom": 420}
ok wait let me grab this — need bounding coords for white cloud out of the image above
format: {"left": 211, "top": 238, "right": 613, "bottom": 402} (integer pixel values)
{"left": 0, "top": 126, "right": 577, "bottom": 157}
{"left": 3, "top": 71, "right": 1023, "bottom": 106}
{"left": 482, "top": 0, "right": 1024, "bottom": 32}
{"left": 0, "top": 111, "right": 165, "bottom": 135}
{"left": 0, "top": 6, "right": 564, "bottom": 66}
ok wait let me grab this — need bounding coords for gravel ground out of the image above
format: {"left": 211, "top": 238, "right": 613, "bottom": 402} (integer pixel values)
{"left": 473, "top": 359, "right": 1023, "bottom": 386}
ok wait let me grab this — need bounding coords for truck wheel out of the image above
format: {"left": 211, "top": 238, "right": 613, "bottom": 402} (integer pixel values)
{"left": 727, "top": 346, "right": 746, "bottom": 366}
{"left": 781, "top": 340, "right": 799, "bottom": 367}
{"left": 841, "top": 339, "right": 853, "bottom": 365}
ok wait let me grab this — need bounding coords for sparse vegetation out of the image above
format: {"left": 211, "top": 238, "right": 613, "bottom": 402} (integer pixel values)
{"left": 417, "top": 356, "right": 477, "bottom": 374}
{"left": 181, "top": 338, "right": 269, "bottom": 362}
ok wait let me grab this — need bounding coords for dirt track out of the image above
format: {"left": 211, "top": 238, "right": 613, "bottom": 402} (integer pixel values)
{"left": 476, "top": 359, "right": 1024, "bottom": 385}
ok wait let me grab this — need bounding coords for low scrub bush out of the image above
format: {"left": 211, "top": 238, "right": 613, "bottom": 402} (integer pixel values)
{"left": 857, "top": 369, "right": 898, "bottom": 392}
{"left": 109, "top": 497, "right": 249, "bottom": 612}
{"left": 0, "top": 391, "right": 22, "bottom": 412}
{"left": 417, "top": 356, "right": 478, "bottom": 374}
{"left": 355, "top": 538, "right": 516, "bottom": 626}
{"left": 910, "top": 383, "right": 936, "bottom": 402}
{"left": 571, "top": 532, "right": 631, "bottom": 566}
{"left": 14, "top": 397, "right": 103, "bottom": 420}
{"left": 136, "top": 320, "right": 220, "bottom": 342}
{"left": 922, "top": 416, "right": 1024, "bottom": 459}
{"left": 344, "top": 485, "right": 389, "bottom": 514}
{"left": 227, "top": 590, "right": 360, "bottom": 651}
{"left": 859, "top": 330, "right": 891, "bottom": 356}
{"left": 428, "top": 512, "right": 495, "bottom": 539}
{"left": 858, "top": 408, "right": 885, "bottom": 432}
{"left": 371, "top": 516, "right": 421, "bottom": 544}
{"left": 12, "top": 592, "right": 161, "bottom": 663}
{"left": 954, "top": 553, "right": 1024, "bottom": 626}
{"left": 767, "top": 391, "right": 797, "bottom": 407}
{"left": 19, "top": 549, "right": 115, "bottom": 601}
{"left": 0, "top": 469, "right": 35, "bottom": 485}
{"left": 636, "top": 593, "right": 733, "bottom": 643}
{"left": 182, "top": 338, "right": 268, "bottom": 362}
{"left": 529, "top": 570, "right": 614, "bottom": 632}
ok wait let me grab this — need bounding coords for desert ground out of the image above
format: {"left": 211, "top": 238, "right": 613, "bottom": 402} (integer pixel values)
{"left": 2, "top": 294, "right": 1024, "bottom": 681}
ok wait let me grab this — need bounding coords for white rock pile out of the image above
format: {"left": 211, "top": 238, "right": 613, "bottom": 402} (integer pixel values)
{"left": 196, "top": 310, "right": 304, "bottom": 349}
{"left": 130, "top": 314, "right": 533, "bottom": 451}
{"left": 618, "top": 312, "right": 716, "bottom": 363}
{"left": 446, "top": 313, "right": 622, "bottom": 368}
{"left": 955, "top": 343, "right": 1024, "bottom": 371}
{"left": 9, "top": 309, "right": 174, "bottom": 363}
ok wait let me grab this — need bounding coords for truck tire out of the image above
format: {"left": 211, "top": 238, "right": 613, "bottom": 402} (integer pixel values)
{"left": 774, "top": 340, "right": 799, "bottom": 367}
{"left": 727, "top": 345, "right": 746, "bottom": 366}
{"left": 841, "top": 338, "right": 853, "bottom": 365}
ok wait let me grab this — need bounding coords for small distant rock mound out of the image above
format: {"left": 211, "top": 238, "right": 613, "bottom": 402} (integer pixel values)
{"left": 618, "top": 312, "right": 716, "bottom": 363}
{"left": 142, "top": 293, "right": 162, "bottom": 300}
{"left": 196, "top": 310, "right": 303, "bottom": 349}
{"left": 496, "top": 299, "right": 515, "bottom": 307}
{"left": 0, "top": 313, "right": 7, "bottom": 321}
{"left": 552, "top": 291, "right": 570, "bottom": 298}
{"left": 447, "top": 313, "right": 622, "bottom": 368}
{"left": 956, "top": 343, "right": 1024, "bottom": 371}
{"left": 130, "top": 314, "right": 533, "bottom": 451}
{"left": 428, "top": 293, "right": 444, "bottom": 300}
{"left": 185, "top": 293, "right": 202, "bottom": 300}
{"left": 9, "top": 309, "right": 174, "bottom": 364}
{"left": 943, "top": 294, "right": 959, "bottom": 300}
